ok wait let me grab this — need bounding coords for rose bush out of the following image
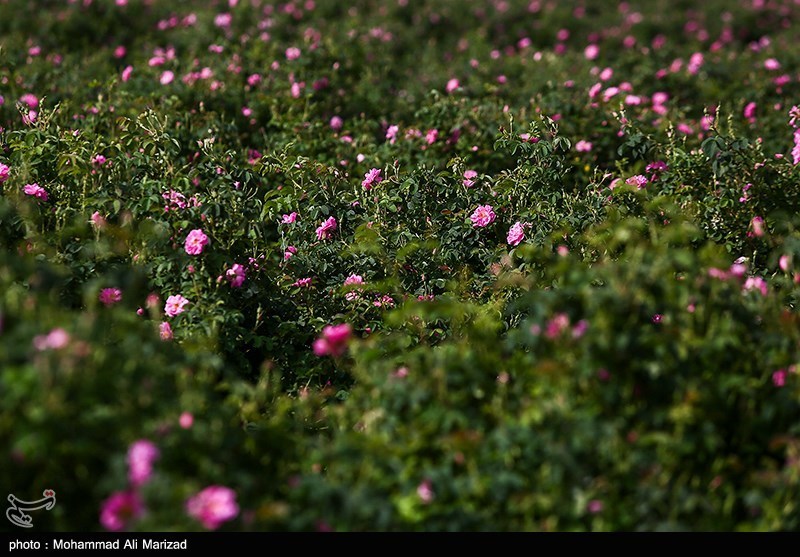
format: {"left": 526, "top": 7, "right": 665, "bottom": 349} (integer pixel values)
{"left": 2, "top": 0, "right": 800, "bottom": 531}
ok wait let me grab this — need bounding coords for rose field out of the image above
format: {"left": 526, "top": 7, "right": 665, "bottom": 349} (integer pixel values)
{"left": 3, "top": 0, "right": 800, "bottom": 532}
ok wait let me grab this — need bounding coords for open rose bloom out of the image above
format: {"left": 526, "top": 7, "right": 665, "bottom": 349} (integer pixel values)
{"left": 186, "top": 486, "right": 239, "bottom": 530}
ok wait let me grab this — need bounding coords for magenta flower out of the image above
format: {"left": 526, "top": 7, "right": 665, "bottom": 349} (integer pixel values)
{"left": 213, "top": 13, "right": 232, "bottom": 28}
{"left": 792, "top": 129, "right": 800, "bottom": 166}
{"left": 417, "top": 480, "right": 434, "bottom": 504}
{"left": 90, "top": 211, "right": 107, "bottom": 229}
{"left": 743, "top": 276, "right": 768, "bottom": 296}
{"left": 584, "top": 44, "right": 599, "bottom": 60}
{"left": 121, "top": 65, "right": 133, "bottom": 82}
{"left": 226, "top": 264, "right": 246, "bottom": 288}
{"left": 470, "top": 205, "right": 496, "bottom": 228}
{"left": 373, "top": 294, "right": 395, "bottom": 308}
{"left": 281, "top": 212, "right": 298, "bottom": 224}
{"left": 361, "top": 168, "right": 382, "bottom": 190}
{"left": 313, "top": 323, "right": 353, "bottom": 357}
{"left": 186, "top": 486, "right": 239, "bottom": 530}
{"left": 127, "top": 440, "right": 159, "bottom": 487}
{"left": 330, "top": 116, "right": 343, "bottom": 131}
{"left": 179, "top": 412, "right": 194, "bottom": 429}
{"left": 445, "top": 78, "right": 460, "bottom": 93}
{"left": 343, "top": 274, "right": 365, "bottom": 301}
{"left": 462, "top": 169, "right": 478, "bottom": 187}
{"left": 625, "top": 175, "right": 648, "bottom": 189}
{"left": 750, "top": 216, "right": 766, "bottom": 238}
{"left": 22, "top": 110, "right": 37, "bottom": 125}
{"left": 159, "top": 321, "right": 173, "bottom": 340}
{"left": 743, "top": 102, "right": 757, "bottom": 121}
{"left": 507, "top": 222, "right": 525, "bottom": 246}
{"left": 19, "top": 93, "right": 38, "bottom": 109}
{"left": 164, "top": 294, "right": 189, "bottom": 317}
{"left": 575, "top": 140, "right": 593, "bottom": 152}
{"left": 425, "top": 128, "right": 438, "bottom": 144}
{"left": 160, "top": 71, "right": 174, "bottom": 85}
{"left": 99, "top": 288, "right": 122, "bottom": 307}
{"left": 285, "top": 47, "right": 301, "bottom": 60}
{"left": 33, "top": 328, "right": 71, "bottom": 351}
{"left": 772, "top": 369, "right": 787, "bottom": 387}
{"left": 23, "top": 183, "right": 48, "bottom": 201}
{"left": 572, "top": 319, "right": 589, "bottom": 339}
{"left": 100, "top": 491, "right": 143, "bottom": 531}
{"left": 0, "top": 163, "right": 9, "bottom": 182}
{"left": 184, "top": 229, "right": 209, "bottom": 255}
{"left": 545, "top": 313, "right": 570, "bottom": 339}
{"left": 587, "top": 500, "right": 604, "bottom": 514}
{"left": 315, "top": 216, "right": 338, "bottom": 240}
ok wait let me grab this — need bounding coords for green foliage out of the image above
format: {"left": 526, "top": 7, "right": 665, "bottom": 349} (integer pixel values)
{"left": 2, "top": 0, "right": 800, "bottom": 532}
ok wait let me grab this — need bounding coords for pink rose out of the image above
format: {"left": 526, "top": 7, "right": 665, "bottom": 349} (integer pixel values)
{"left": 184, "top": 229, "right": 209, "bottom": 255}
{"left": 470, "top": 205, "right": 496, "bottom": 228}
{"left": 186, "top": 486, "right": 239, "bottom": 530}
